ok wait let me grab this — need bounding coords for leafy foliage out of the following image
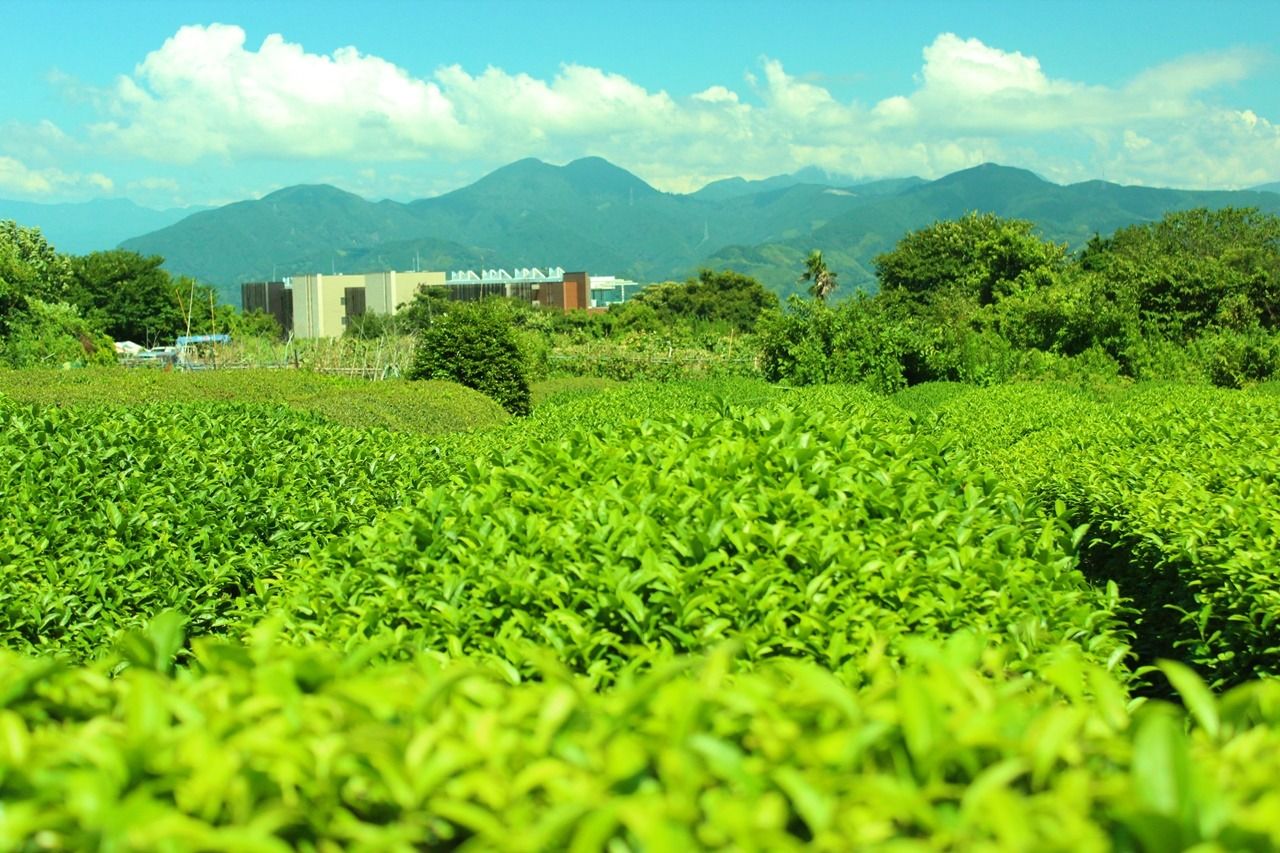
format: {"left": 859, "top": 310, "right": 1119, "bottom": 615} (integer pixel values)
{"left": 408, "top": 300, "right": 532, "bottom": 415}
{"left": 67, "top": 250, "right": 187, "bottom": 345}
{"left": 874, "top": 212, "right": 1067, "bottom": 305}
{"left": 0, "top": 300, "right": 116, "bottom": 369}
{"left": 921, "top": 383, "right": 1280, "bottom": 688}
{"left": 272, "top": 387, "right": 1129, "bottom": 680}
{"left": 765, "top": 207, "right": 1280, "bottom": 389}
{"left": 632, "top": 268, "right": 779, "bottom": 332}
{"left": 0, "top": 220, "right": 74, "bottom": 337}
{"left": 0, "top": 400, "right": 468, "bottom": 659}
{"left": 4, "top": 375, "right": 1280, "bottom": 846}
{"left": 799, "top": 249, "right": 838, "bottom": 302}
{"left": 4, "top": 637, "right": 1280, "bottom": 851}
{"left": 0, "top": 368, "right": 509, "bottom": 435}
{"left": 1079, "top": 207, "right": 1280, "bottom": 339}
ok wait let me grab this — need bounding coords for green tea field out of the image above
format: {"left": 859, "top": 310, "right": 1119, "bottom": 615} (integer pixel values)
{"left": 2, "top": 371, "right": 1279, "bottom": 850}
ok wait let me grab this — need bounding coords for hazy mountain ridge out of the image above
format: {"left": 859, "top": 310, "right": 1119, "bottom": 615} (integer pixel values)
{"left": 96, "top": 159, "right": 1280, "bottom": 302}
{"left": 0, "top": 197, "right": 208, "bottom": 255}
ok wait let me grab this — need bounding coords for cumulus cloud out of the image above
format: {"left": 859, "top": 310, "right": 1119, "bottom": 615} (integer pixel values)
{"left": 60, "top": 25, "right": 1280, "bottom": 193}
{"left": 91, "top": 23, "right": 465, "bottom": 161}
{"left": 1103, "top": 109, "right": 1280, "bottom": 188}
{"left": 0, "top": 155, "right": 113, "bottom": 196}
{"left": 868, "top": 34, "right": 1268, "bottom": 134}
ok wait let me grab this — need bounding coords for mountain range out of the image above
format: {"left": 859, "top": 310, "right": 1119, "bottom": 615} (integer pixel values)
{"left": 0, "top": 198, "right": 207, "bottom": 255}
{"left": 7, "top": 158, "right": 1280, "bottom": 303}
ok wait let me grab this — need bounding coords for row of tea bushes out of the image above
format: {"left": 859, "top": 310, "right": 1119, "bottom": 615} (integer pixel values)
{"left": 0, "top": 368, "right": 510, "bottom": 435}
{"left": 0, "top": 400, "right": 458, "bottom": 660}
{"left": 923, "top": 383, "right": 1280, "bottom": 688}
{"left": 4, "top": 376, "right": 1280, "bottom": 848}
{"left": 268, "top": 392, "right": 1131, "bottom": 682}
{"left": 0, "top": 381, "right": 822, "bottom": 663}
{"left": 1, "top": 632, "right": 1277, "bottom": 851}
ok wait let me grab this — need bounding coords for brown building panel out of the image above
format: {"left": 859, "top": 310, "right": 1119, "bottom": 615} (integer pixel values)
{"left": 562, "top": 272, "right": 589, "bottom": 310}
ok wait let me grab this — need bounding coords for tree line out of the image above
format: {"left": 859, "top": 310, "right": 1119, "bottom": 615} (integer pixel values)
{"left": 760, "top": 207, "right": 1280, "bottom": 390}
{"left": 0, "top": 221, "right": 279, "bottom": 367}
{"left": 7, "top": 205, "right": 1277, "bottom": 389}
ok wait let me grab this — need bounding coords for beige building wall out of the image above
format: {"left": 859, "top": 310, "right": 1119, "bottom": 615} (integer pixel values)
{"left": 394, "top": 270, "right": 445, "bottom": 311}
{"left": 365, "top": 270, "right": 445, "bottom": 315}
{"left": 292, "top": 273, "right": 368, "bottom": 338}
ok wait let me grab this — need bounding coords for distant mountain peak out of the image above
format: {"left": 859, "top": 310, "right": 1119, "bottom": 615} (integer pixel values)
{"left": 565, "top": 155, "right": 615, "bottom": 169}
{"left": 937, "top": 162, "right": 1050, "bottom": 185}
{"left": 259, "top": 184, "right": 365, "bottom": 203}
{"left": 455, "top": 155, "right": 658, "bottom": 201}
{"left": 562, "top": 156, "right": 658, "bottom": 195}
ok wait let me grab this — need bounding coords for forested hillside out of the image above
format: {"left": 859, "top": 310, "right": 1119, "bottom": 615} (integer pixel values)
{"left": 115, "top": 158, "right": 1280, "bottom": 302}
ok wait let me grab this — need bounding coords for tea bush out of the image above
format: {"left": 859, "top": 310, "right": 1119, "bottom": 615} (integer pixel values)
{"left": 1, "top": 633, "right": 1278, "bottom": 851}
{"left": 4, "top": 375, "right": 1280, "bottom": 847}
{"left": 0, "top": 368, "right": 510, "bottom": 435}
{"left": 925, "top": 383, "right": 1280, "bottom": 688}
{"left": 270, "top": 393, "right": 1130, "bottom": 681}
{"left": 0, "top": 400, "right": 462, "bottom": 659}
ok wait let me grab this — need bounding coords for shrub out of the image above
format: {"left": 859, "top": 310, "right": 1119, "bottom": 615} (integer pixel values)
{"left": 0, "top": 299, "right": 115, "bottom": 368}
{"left": 1191, "top": 326, "right": 1280, "bottom": 388}
{"left": 408, "top": 300, "right": 531, "bottom": 415}
{"left": 758, "top": 297, "right": 909, "bottom": 392}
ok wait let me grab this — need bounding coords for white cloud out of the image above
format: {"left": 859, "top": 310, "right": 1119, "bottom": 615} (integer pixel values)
{"left": 1102, "top": 109, "right": 1280, "bottom": 188}
{"left": 91, "top": 24, "right": 465, "bottom": 161}
{"left": 0, "top": 155, "right": 113, "bottom": 197}
{"left": 434, "top": 63, "right": 680, "bottom": 144}
{"left": 867, "top": 33, "right": 1257, "bottom": 132}
{"left": 921, "top": 34, "right": 1062, "bottom": 96}
{"left": 693, "top": 85, "right": 739, "bottom": 104}
{"left": 41, "top": 24, "right": 1278, "bottom": 195}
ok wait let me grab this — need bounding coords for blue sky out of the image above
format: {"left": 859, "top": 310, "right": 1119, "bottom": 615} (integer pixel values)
{"left": 2, "top": 0, "right": 1277, "bottom": 206}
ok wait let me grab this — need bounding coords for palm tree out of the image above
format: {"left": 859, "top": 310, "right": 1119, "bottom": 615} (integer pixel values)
{"left": 799, "top": 250, "right": 838, "bottom": 302}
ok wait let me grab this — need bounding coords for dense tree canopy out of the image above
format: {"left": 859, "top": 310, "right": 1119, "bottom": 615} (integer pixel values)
{"left": 1079, "top": 207, "right": 1280, "bottom": 339}
{"left": 874, "top": 212, "right": 1066, "bottom": 305}
{"left": 68, "top": 250, "right": 187, "bottom": 345}
{"left": 765, "top": 207, "right": 1280, "bottom": 391}
{"left": 0, "top": 221, "right": 74, "bottom": 335}
{"left": 1, "top": 220, "right": 275, "bottom": 366}
{"left": 633, "top": 268, "right": 778, "bottom": 331}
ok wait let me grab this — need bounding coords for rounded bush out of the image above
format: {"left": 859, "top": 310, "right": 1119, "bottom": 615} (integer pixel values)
{"left": 408, "top": 302, "right": 531, "bottom": 415}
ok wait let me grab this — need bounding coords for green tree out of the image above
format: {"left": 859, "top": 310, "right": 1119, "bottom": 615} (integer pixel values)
{"left": 1080, "top": 207, "right": 1280, "bottom": 340}
{"left": 633, "top": 269, "right": 778, "bottom": 331}
{"left": 756, "top": 295, "right": 912, "bottom": 392}
{"left": 799, "top": 250, "right": 838, "bottom": 302}
{"left": 227, "top": 309, "right": 283, "bottom": 340}
{"left": 68, "top": 250, "right": 186, "bottom": 345}
{"left": 398, "top": 285, "right": 454, "bottom": 334}
{"left": 0, "top": 220, "right": 74, "bottom": 336}
{"left": 0, "top": 299, "right": 115, "bottom": 368}
{"left": 874, "top": 212, "right": 1066, "bottom": 306}
{"left": 408, "top": 300, "right": 531, "bottom": 415}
